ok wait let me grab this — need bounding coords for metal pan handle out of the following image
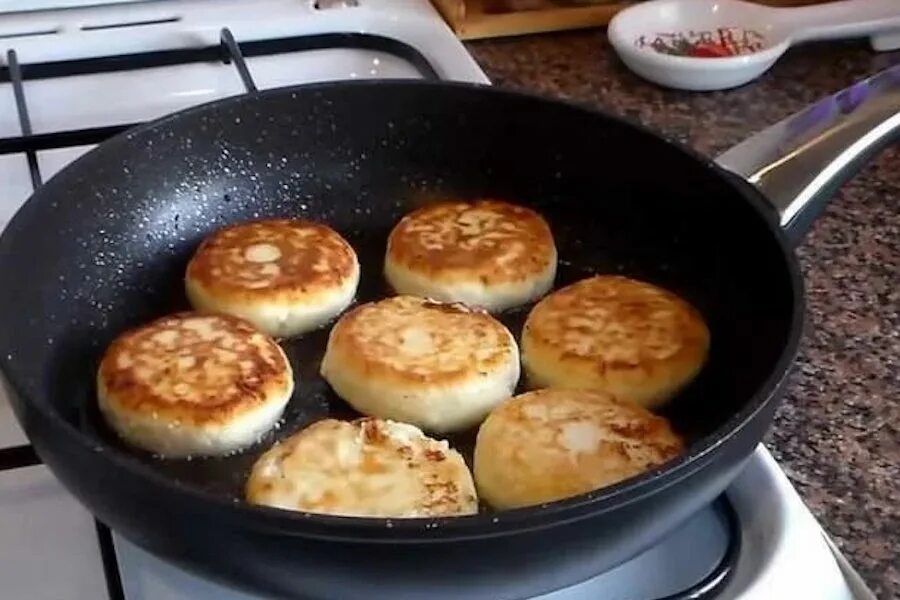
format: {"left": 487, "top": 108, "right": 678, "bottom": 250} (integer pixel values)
{"left": 715, "top": 64, "right": 900, "bottom": 246}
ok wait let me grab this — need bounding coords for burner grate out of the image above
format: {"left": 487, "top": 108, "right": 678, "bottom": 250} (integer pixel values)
{"left": 6, "top": 48, "right": 41, "bottom": 187}
{"left": 0, "top": 29, "right": 439, "bottom": 157}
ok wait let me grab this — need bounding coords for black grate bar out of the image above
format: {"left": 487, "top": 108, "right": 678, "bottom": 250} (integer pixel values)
{"left": 0, "top": 123, "right": 134, "bottom": 156}
{"left": 80, "top": 16, "right": 181, "bottom": 32}
{"left": 0, "top": 444, "right": 41, "bottom": 471}
{"left": 0, "top": 32, "right": 440, "bottom": 83}
{"left": 94, "top": 521, "right": 126, "bottom": 600}
{"left": 220, "top": 27, "right": 258, "bottom": 93}
{"left": 6, "top": 49, "right": 42, "bottom": 189}
{"left": 1, "top": 44, "right": 222, "bottom": 83}
{"left": 0, "top": 28, "right": 59, "bottom": 41}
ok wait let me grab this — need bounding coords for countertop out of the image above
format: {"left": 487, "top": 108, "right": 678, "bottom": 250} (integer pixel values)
{"left": 468, "top": 33, "right": 899, "bottom": 598}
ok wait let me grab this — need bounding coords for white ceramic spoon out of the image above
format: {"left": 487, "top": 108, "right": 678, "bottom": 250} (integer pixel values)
{"left": 608, "top": 0, "right": 900, "bottom": 91}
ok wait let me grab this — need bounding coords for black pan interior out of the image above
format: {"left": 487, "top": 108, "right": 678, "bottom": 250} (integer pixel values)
{"left": 0, "top": 81, "right": 796, "bottom": 509}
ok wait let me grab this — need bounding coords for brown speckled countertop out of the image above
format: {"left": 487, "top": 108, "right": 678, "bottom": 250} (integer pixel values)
{"left": 468, "top": 33, "right": 899, "bottom": 598}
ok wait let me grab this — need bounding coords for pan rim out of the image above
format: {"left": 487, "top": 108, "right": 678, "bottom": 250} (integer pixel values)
{"left": 0, "top": 78, "right": 805, "bottom": 542}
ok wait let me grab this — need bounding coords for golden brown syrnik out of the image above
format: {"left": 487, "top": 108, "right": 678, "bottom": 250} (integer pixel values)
{"left": 186, "top": 218, "right": 359, "bottom": 337}
{"left": 385, "top": 199, "right": 557, "bottom": 311}
{"left": 474, "top": 388, "right": 684, "bottom": 509}
{"left": 320, "top": 295, "right": 520, "bottom": 433}
{"left": 246, "top": 417, "right": 478, "bottom": 518}
{"left": 522, "top": 275, "right": 710, "bottom": 409}
{"left": 97, "top": 312, "right": 293, "bottom": 458}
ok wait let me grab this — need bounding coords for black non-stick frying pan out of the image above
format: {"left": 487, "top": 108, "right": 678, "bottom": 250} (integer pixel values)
{"left": 0, "top": 66, "right": 897, "bottom": 600}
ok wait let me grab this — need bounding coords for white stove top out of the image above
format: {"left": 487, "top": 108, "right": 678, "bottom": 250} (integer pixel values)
{"left": 0, "top": 1, "right": 874, "bottom": 599}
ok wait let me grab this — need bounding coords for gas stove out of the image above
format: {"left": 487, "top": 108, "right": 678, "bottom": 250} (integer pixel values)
{"left": 0, "top": 1, "right": 876, "bottom": 599}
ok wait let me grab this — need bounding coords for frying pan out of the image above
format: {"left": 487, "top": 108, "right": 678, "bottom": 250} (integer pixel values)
{"left": 0, "top": 66, "right": 897, "bottom": 600}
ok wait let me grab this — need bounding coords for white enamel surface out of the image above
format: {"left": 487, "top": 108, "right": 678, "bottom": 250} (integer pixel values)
{"left": 37, "top": 144, "right": 95, "bottom": 179}
{"left": 0, "top": 154, "right": 32, "bottom": 240}
{"left": 608, "top": 0, "right": 900, "bottom": 91}
{"left": 0, "top": 466, "right": 108, "bottom": 600}
{"left": 0, "top": 381, "right": 28, "bottom": 446}
{"left": 721, "top": 450, "right": 860, "bottom": 599}
{"left": 0, "top": 0, "right": 146, "bottom": 12}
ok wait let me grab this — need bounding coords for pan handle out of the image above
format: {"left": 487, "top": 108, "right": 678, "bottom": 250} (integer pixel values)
{"left": 714, "top": 64, "right": 900, "bottom": 246}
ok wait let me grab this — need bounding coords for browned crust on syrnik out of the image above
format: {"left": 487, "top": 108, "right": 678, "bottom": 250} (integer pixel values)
{"left": 386, "top": 199, "right": 555, "bottom": 285}
{"left": 186, "top": 218, "right": 357, "bottom": 300}
{"left": 97, "top": 312, "right": 292, "bottom": 425}
{"left": 473, "top": 388, "right": 685, "bottom": 509}
{"left": 246, "top": 417, "right": 478, "bottom": 517}
{"left": 325, "top": 295, "right": 516, "bottom": 385}
{"left": 525, "top": 276, "right": 708, "bottom": 369}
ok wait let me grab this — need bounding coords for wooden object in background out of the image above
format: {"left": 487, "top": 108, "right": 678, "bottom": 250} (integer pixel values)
{"left": 432, "top": 0, "right": 837, "bottom": 40}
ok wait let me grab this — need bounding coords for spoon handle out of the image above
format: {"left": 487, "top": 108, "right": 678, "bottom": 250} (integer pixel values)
{"left": 715, "top": 64, "right": 900, "bottom": 244}
{"left": 778, "top": 0, "right": 900, "bottom": 43}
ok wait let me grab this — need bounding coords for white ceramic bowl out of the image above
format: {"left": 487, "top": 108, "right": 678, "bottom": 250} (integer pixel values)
{"left": 608, "top": 0, "right": 900, "bottom": 92}
{"left": 607, "top": 0, "right": 788, "bottom": 91}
